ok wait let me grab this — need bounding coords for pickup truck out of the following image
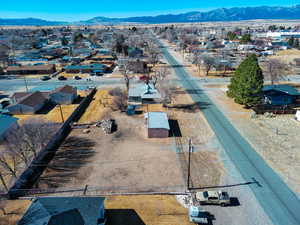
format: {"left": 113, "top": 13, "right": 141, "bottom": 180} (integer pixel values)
{"left": 189, "top": 206, "right": 208, "bottom": 224}
{"left": 196, "top": 191, "right": 230, "bottom": 207}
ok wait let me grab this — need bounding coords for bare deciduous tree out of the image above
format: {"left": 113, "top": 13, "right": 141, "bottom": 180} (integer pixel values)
{"left": 0, "top": 118, "right": 58, "bottom": 191}
{"left": 119, "top": 59, "right": 134, "bottom": 92}
{"left": 264, "top": 58, "right": 289, "bottom": 84}
{"left": 152, "top": 66, "right": 171, "bottom": 88}
{"left": 110, "top": 88, "right": 128, "bottom": 112}
{"left": 157, "top": 80, "right": 176, "bottom": 105}
{"left": 192, "top": 52, "right": 203, "bottom": 76}
{"left": 202, "top": 54, "right": 216, "bottom": 76}
{"left": 147, "top": 41, "right": 161, "bottom": 67}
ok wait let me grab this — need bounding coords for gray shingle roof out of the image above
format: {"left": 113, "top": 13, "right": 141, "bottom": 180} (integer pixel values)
{"left": 18, "top": 197, "right": 106, "bottom": 225}
{"left": 18, "top": 91, "right": 47, "bottom": 107}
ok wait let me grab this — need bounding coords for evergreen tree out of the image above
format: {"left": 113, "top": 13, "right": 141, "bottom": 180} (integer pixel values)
{"left": 294, "top": 39, "right": 299, "bottom": 49}
{"left": 61, "top": 36, "right": 69, "bottom": 46}
{"left": 227, "top": 54, "right": 264, "bottom": 107}
{"left": 240, "top": 34, "right": 252, "bottom": 44}
{"left": 288, "top": 37, "right": 295, "bottom": 47}
{"left": 227, "top": 31, "right": 237, "bottom": 40}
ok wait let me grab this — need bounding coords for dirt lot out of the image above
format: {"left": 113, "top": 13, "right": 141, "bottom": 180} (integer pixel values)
{"left": 203, "top": 84, "right": 300, "bottom": 195}
{"left": 38, "top": 86, "right": 224, "bottom": 194}
{"left": 40, "top": 112, "right": 185, "bottom": 193}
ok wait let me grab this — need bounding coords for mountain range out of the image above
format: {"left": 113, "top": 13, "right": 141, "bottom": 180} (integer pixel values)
{"left": 1, "top": 5, "right": 300, "bottom": 26}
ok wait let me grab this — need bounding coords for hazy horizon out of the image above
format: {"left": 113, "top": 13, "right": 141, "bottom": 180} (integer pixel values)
{"left": 0, "top": 1, "right": 298, "bottom": 22}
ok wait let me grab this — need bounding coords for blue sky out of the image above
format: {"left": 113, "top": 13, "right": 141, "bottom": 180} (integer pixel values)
{"left": 0, "top": 0, "right": 299, "bottom": 21}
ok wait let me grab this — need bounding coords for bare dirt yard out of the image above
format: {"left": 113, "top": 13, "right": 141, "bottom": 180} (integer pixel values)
{"left": 203, "top": 84, "right": 300, "bottom": 195}
{"left": 39, "top": 112, "right": 185, "bottom": 193}
{"left": 38, "top": 86, "right": 224, "bottom": 195}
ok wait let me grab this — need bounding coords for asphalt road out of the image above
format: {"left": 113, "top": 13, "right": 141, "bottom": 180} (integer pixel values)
{"left": 158, "top": 39, "right": 300, "bottom": 225}
{"left": 0, "top": 75, "right": 231, "bottom": 95}
{"left": 0, "top": 77, "right": 125, "bottom": 94}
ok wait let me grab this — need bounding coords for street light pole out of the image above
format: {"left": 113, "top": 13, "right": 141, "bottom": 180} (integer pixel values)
{"left": 187, "top": 138, "right": 193, "bottom": 190}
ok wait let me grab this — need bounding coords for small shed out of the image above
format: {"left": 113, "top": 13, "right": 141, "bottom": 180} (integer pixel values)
{"left": 263, "top": 85, "right": 300, "bottom": 106}
{"left": 145, "top": 112, "right": 170, "bottom": 138}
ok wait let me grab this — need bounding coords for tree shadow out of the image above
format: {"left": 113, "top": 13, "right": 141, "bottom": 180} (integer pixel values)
{"left": 35, "top": 101, "right": 56, "bottom": 114}
{"left": 170, "top": 64, "right": 189, "bottom": 68}
{"left": 39, "top": 136, "right": 96, "bottom": 188}
{"left": 73, "top": 95, "right": 85, "bottom": 104}
{"left": 106, "top": 209, "right": 146, "bottom": 225}
{"left": 168, "top": 101, "right": 211, "bottom": 111}
{"left": 185, "top": 89, "right": 203, "bottom": 95}
{"left": 228, "top": 197, "right": 240, "bottom": 207}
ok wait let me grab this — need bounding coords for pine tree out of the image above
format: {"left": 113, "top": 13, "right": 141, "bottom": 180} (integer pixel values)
{"left": 227, "top": 54, "right": 264, "bottom": 107}
{"left": 288, "top": 37, "right": 295, "bottom": 47}
{"left": 240, "top": 34, "right": 252, "bottom": 44}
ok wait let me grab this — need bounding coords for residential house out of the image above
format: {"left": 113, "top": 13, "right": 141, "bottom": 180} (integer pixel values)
{"left": 17, "top": 197, "right": 106, "bottom": 225}
{"left": 7, "top": 91, "right": 47, "bottom": 114}
{"left": 128, "top": 47, "right": 143, "bottom": 58}
{"left": 127, "top": 60, "right": 149, "bottom": 73}
{"left": 0, "top": 114, "right": 18, "bottom": 141}
{"left": 128, "top": 84, "right": 161, "bottom": 105}
{"left": 64, "top": 64, "right": 108, "bottom": 73}
{"left": 263, "top": 85, "right": 300, "bottom": 106}
{"left": 50, "top": 85, "right": 77, "bottom": 104}
{"left": 145, "top": 112, "right": 170, "bottom": 138}
{"left": 6, "top": 64, "right": 56, "bottom": 75}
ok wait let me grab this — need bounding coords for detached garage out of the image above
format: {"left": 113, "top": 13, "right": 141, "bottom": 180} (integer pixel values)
{"left": 145, "top": 112, "right": 170, "bottom": 138}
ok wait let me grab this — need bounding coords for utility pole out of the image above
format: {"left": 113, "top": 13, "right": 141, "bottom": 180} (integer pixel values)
{"left": 187, "top": 138, "right": 193, "bottom": 190}
{"left": 23, "top": 76, "right": 29, "bottom": 92}
{"left": 58, "top": 104, "right": 65, "bottom": 123}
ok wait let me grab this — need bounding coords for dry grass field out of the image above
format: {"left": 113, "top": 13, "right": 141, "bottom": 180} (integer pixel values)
{"left": 0, "top": 200, "right": 31, "bottom": 225}
{"left": 79, "top": 89, "right": 113, "bottom": 123}
{"left": 105, "top": 195, "right": 193, "bottom": 225}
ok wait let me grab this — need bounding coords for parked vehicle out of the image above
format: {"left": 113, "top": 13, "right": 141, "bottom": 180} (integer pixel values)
{"left": 73, "top": 75, "right": 82, "bottom": 80}
{"left": 58, "top": 76, "right": 67, "bottom": 81}
{"left": 40, "top": 76, "right": 51, "bottom": 81}
{"left": 189, "top": 206, "right": 208, "bottom": 224}
{"left": 196, "top": 191, "right": 230, "bottom": 207}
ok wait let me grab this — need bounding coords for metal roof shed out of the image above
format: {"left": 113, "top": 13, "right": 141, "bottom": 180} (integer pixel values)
{"left": 145, "top": 112, "right": 170, "bottom": 138}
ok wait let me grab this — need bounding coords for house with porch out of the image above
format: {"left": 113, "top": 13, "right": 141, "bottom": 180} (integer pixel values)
{"left": 262, "top": 84, "right": 300, "bottom": 106}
